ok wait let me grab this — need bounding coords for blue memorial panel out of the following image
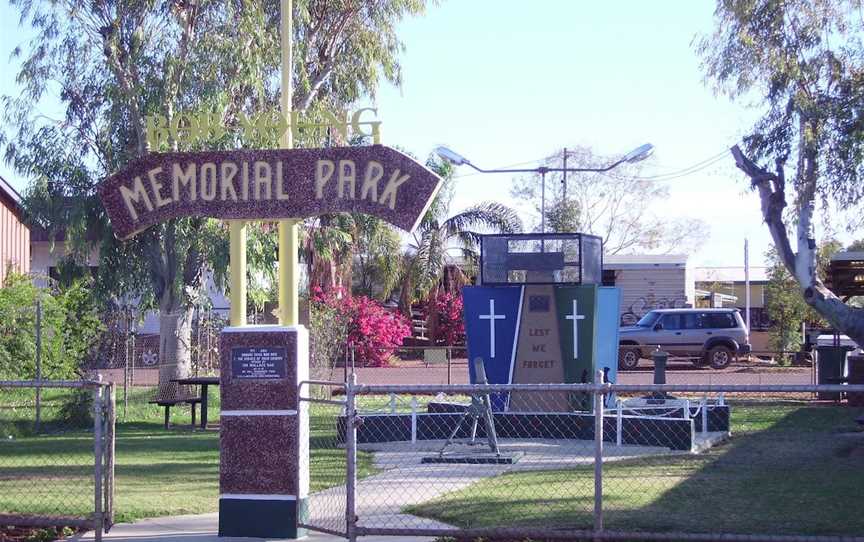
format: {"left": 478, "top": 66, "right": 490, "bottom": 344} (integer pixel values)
{"left": 463, "top": 286, "right": 523, "bottom": 410}
{"left": 596, "top": 287, "right": 622, "bottom": 384}
{"left": 597, "top": 287, "right": 622, "bottom": 406}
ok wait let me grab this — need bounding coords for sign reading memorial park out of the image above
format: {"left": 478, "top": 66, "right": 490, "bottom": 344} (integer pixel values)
{"left": 99, "top": 145, "right": 442, "bottom": 239}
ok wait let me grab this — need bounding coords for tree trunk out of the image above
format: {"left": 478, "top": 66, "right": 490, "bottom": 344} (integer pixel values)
{"left": 731, "top": 145, "right": 864, "bottom": 347}
{"left": 802, "top": 283, "right": 864, "bottom": 346}
{"left": 156, "top": 302, "right": 195, "bottom": 400}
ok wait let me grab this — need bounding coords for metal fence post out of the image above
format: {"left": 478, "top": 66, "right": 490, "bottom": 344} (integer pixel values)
{"left": 343, "top": 347, "right": 349, "bottom": 384}
{"left": 35, "top": 300, "right": 42, "bottom": 433}
{"left": 92, "top": 382, "right": 104, "bottom": 542}
{"left": 594, "top": 370, "right": 604, "bottom": 536}
{"left": 345, "top": 374, "right": 358, "bottom": 542}
{"left": 446, "top": 347, "right": 452, "bottom": 385}
{"left": 105, "top": 384, "right": 116, "bottom": 530}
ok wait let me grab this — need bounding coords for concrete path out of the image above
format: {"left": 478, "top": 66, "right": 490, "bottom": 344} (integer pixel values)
{"left": 72, "top": 513, "right": 434, "bottom": 542}
{"left": 73, "top": 436, "right": 710, "bottom": 542}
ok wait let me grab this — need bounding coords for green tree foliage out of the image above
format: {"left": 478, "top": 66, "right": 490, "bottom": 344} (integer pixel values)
{"left": 400, "top": 157, "right": 522, "bottom": 320}
{"left": 698, "top": 0, "right": 864, "bottom": 345}
{"left": 353, "top": 213, "right": 403, "bottom": 301}
{"left": 511, "top": 147, "right": 709, "bottom": 254}
{"left": 0, "top": 274, "right": 103, "bottom": 380}
{"left": 765, "top": 240, "right": 842, "bottom": 354}
{"left": 1, "top": 0, "right": 434, "bottom": 382}
{"left": 765, "top": 254, "right": 814, "bottom": 354}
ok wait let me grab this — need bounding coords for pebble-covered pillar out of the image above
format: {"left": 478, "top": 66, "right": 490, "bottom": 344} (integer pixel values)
{"left": 217, "top": 326, "right": 309, "bottom": 538}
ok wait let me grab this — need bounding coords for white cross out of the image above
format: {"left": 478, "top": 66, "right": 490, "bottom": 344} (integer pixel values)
{"left": 479, "top": 299, "right": 506, "bottom": 358}
{"left": 565, "top": 299, "right": 586, "bottom": 359}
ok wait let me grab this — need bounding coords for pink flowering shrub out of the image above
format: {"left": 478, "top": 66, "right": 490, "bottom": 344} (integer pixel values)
{"left": 426, "top": 291, "right": 465, "bottom": 346}
{"left": 311, "top": 287, "right": 410, "bottom": 367}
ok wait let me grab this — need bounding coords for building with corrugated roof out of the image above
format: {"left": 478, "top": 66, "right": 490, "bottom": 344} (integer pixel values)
{"left": 601, "top": 254, "right": 694, "bottom": 325}
{"left": 0, "top": 174, "right": 30, "bottom": 284}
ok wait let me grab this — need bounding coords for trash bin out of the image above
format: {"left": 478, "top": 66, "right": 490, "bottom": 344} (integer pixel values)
{"left": 847, "top": 355, "right": 864, "bottom": 406}
{"left": 816, "top": 345, "right": 852, "bottom": 400}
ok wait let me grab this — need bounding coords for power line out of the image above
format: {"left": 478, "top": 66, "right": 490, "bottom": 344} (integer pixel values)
{"left": 452, "top": 143, "right": 739, "bottom": 182}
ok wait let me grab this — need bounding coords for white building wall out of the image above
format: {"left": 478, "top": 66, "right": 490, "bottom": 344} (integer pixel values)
{"left": 30, "top": 241, "right": 100, "bottom": 286}
{"left": 612, "top": 266, "right": 689, "bottom": 325}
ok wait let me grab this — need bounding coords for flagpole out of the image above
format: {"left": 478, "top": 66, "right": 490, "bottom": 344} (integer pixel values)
{"left": 278, "top": 0, "right": 298, "bottom": 326}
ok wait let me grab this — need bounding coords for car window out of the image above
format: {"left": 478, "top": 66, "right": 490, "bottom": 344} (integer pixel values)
{"left": 660, "top": 314, "right": 682, "bottom": 330}
{"left": 703, "top": 312, "right": 736, "bottom": 329}
{"left": 637, "top": 312, "right": 660, "bottom": 327}
{"left": 682, "top": 312, "right": 701, "bottom": 329}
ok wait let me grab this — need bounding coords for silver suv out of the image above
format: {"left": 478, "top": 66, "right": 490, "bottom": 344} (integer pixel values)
{"left": 618, "top": 308, "right": 751, "bottom": 370}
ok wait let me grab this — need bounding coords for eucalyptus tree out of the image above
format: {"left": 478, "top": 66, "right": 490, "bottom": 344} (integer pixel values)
{"left": 2, "top": 0, "right": 433, "bottom": 383}
{"left": 698, "top": 0, "right": 864, "bottom": 345}
{"left": 511, "top": 147, "right": 709, "bottom": 255}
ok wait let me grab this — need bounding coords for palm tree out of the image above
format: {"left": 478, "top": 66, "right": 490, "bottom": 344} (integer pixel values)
{"left": 399, "top": 158, "right": 522, "bottom": 341}
{"left": 303, "top": 212, "right": 404, "bottom": 302}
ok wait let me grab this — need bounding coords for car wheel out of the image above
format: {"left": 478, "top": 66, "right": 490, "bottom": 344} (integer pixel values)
{"left": 707, "top": 345, "right": 734, "bottom": 369}
{"left": 619, "top": 347, "right": 641, "bottom": 370}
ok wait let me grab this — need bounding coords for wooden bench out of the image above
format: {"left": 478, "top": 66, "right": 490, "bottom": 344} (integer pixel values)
{"left": 149, "top": 385, "right": 202, "bottom": 429}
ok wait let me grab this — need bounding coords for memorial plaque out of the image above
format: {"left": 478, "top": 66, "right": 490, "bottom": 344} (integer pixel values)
{"left": 231, "top": 347, "right": 287, "bottom": 379}
{"left": 528, "top": 295, "right": 550, "bottom": 312}
{"left": 511, "top": 285, "right": 568, "bottom": 411}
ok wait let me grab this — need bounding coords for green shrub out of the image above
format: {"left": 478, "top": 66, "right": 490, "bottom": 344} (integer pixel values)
{"left": 57, "top": 388, "right": 94, "bottom": 428}
{"left": 0, "top": 273, "right": 103, "bottom": 380}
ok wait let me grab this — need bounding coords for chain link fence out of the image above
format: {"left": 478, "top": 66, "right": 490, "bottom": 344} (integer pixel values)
{"left": 0, "top": 380, "right": 114, "bottom": 541}
{"left": 338, "top": 345, "right": 824, "bottom": 392}
{"left": 338, "top": 379, "right": 864, "bottom": 541}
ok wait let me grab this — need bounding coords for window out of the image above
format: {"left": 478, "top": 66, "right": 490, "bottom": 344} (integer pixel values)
{"left": 661, "top": 314, "right": 682, "bottom": 330}
{"left": 682, "top": 312, "right": 702, "bottom": 329}
{"left": 703, "top": 312, "right": 736, "bottom": 329}
{"left": 636, "top": 311, "right": 661, "bottom": 328}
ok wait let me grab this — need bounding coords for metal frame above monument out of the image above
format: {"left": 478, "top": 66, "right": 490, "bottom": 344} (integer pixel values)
{"left": 479, "top": 232, "right": 604, "bottom": 286}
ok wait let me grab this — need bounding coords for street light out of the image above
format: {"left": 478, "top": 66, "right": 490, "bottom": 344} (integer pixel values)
{"left": 434, "top": 143, "right": 654, "bottom": 233}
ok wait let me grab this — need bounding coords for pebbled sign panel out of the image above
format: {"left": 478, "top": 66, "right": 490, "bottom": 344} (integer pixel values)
{"left": 98, "top": 145, "right": 442, "bottom": 239}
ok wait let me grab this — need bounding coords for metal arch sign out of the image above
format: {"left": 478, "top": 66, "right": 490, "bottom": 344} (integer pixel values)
{"left": 98, "top": 145, "right": 442, "bottom": 239}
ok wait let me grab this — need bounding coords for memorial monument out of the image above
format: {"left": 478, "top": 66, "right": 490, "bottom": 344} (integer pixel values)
{"left": 462, "top": 233, "right": 622, "bottom": 411}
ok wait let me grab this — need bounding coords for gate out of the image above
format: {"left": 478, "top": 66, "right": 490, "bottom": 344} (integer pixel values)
{"left": 298, "top": 380, "right": 349, "bottom": 538}
{"left": 0, "top": 380, "right": 115, "bottom": 542}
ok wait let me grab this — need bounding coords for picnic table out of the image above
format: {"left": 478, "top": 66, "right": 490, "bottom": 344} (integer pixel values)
{"left": 170, "top": 376, "right": 220, "bottom": 429}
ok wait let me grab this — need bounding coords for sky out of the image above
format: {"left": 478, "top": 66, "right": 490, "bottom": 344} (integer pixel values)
{"left": 0, "top": 0, "right": 846, "bottom": 269}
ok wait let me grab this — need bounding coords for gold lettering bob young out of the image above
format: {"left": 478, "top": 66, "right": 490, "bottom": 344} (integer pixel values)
{"left": 98, "top": 145, "right": 442, "bottom": 240}
{"left": 145, "top": 107, "right": 381, "bottom": 151}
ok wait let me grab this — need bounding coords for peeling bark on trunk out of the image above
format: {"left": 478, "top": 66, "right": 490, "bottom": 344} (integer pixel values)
{"left": 155, "top": 304, "right": 195, "bottom": 400}
{"left": 731, "top": 145, "right": 864, "bottom": 347}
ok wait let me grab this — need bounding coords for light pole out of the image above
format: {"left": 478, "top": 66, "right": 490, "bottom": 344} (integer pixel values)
{"left": 434, "top": 143, "right": 654, "bottom": 233}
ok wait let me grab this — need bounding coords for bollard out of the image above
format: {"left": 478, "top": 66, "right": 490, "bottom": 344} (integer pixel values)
{"left": 647, "top": 348, "right": 669, "bottom": 404}
{"left": 652, "top": 348, "right": 668, "bottom": 385}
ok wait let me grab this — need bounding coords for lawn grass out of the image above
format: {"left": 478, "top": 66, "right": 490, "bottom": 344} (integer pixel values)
{"left": 407, "top": 403, "right": 864, "bottom": 537}
{"left": 0, "top": 385, "right": 375, "bottom": 523}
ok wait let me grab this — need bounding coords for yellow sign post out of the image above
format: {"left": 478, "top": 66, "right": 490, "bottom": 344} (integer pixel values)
{"left": 278, "top": 0, "right": 297, "bottom": 327}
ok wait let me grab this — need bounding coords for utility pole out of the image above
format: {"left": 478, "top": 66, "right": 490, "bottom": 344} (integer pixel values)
{"left": 562, "top": 147, "right": 568, "bottom": 204}
{"left": 745, "top": 238, "right": 751, "bottom": 334}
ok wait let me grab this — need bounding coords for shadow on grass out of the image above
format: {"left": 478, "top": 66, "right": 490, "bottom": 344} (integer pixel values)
{"left": 611, "top": 404, "right": 864, "bottom": 537}
{"left": 408, "top": 404, "right": 864, "bottom": 538}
